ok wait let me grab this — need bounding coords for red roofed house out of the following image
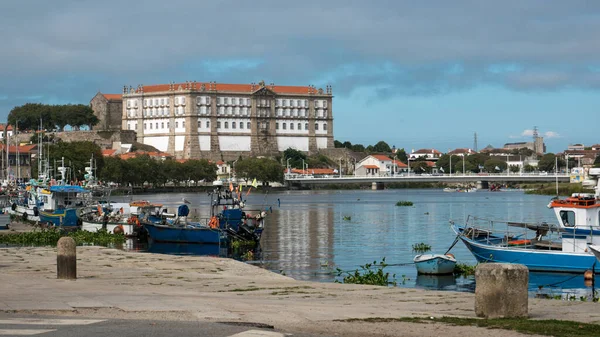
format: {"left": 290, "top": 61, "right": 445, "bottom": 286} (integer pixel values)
{"left": 101, "top": 149, "right": 117, "bottom": 157}
{"left": 90, "top": 92, "right": 123, "bottom": 131}
{"left": 448, "top": 148, "right": 476, "bottom": 157}
{"left": 118, "top": 81, "right": 334, "bottom": 160}
{"left": 355, "top": 154, "right": 408, "bottom": 176}
{"left": 409, "top": 149, "right": 442, "bottom": 161}
{"left": 118, "top": 151, "right": 172, "bottom": 161}
{"left": 0, "top": 144, "right": 38, "bottom": 181}
{"left": 0, "top": 124, "right": 14, "bottom": 140}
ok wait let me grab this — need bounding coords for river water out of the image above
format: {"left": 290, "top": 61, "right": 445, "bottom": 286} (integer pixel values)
{"left": 129, "top": 188, "right": 598, "bottom": 298}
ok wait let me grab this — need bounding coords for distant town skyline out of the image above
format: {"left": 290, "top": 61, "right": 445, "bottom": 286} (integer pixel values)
{"left": 1, "top": 1, "right": 599, "bottom": 153}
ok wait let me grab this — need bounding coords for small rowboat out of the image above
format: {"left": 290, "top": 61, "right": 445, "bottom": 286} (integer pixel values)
{"left": 414, "top": 254, "right": 457, "bottom": 275}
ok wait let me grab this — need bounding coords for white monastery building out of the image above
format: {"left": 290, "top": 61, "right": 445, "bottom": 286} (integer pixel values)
{"left": 119, "top": 81, "right": 334, "bottom": 160}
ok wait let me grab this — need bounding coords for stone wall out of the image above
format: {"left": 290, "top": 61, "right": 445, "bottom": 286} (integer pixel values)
{"left": 14, "top": 130, "right": 136, "bottom": 149}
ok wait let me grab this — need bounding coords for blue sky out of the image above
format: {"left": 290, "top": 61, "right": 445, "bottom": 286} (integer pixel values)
{"left": 1, "top": 1, "right": 599, "bottom": 153}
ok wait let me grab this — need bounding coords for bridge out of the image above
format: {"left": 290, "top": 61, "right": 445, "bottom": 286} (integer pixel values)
{"left": 285, "top": 173, "right": 571, "bottom": 189}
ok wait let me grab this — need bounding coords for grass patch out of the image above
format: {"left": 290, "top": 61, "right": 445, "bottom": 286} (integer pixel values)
{"left": 454, "top": 263, "right": 477, "bottom": 276}
{"left": 396, "top": 201, "right": 414, "bottom": 207}
{"left": 334, "top": 316, "right": 600, "bottom": 337}
{"left": 412, "top": 243, "right": 431, "bottom": 253}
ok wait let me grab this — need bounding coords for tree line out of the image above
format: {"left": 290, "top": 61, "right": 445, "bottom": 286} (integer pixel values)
{"left": 8, "top": 103, "right": 98, "bottom": 131}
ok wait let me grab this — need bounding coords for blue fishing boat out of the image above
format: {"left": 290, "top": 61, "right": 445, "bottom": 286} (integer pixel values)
{"left": 143, "top": 205, "right": 225, "bottom": 244}
{"left": 414, "top": 254, "right": 456, "bottom": 275}
{"left": 453, "top": 168, "right": 600, "bottom": 273}
{"left": 38, "top": 185, "right": 90, "bottom": 227}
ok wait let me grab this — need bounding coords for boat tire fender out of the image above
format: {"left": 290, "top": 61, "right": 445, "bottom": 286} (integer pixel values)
{"left": 22, "top": 212, "right": 28, "bottom": 220}
{"left": 33, "top": 207, "right": 39, "bottom": 216}
{"left": 11, "top": 203, "right": 16, "bottom": 211}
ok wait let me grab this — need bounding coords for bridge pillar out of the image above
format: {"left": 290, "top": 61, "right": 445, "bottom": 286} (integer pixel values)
{"left": 477, "top": 181, "right": 488, "bottom": 190}
{"left": 372, "top": 182, "right": 384, "bottom": 190}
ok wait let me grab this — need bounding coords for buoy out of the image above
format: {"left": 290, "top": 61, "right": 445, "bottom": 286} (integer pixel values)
{"left": 584, "top": 270, "right": 594, "bottom": 280}
{"left": 113, "top": 225, "right": 124, "bottom": 235}
{"left": 445, "top": 253, "right": 455, "bottom": 259}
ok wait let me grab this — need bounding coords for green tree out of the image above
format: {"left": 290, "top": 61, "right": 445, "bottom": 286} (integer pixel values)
{"left": 411, "top": 161, "right": 431, "bottom": 174}
{"left": 8, "top": 103, "right": 98, "bottom": 132}
{"left": 283, "top": 148, "right": 307, "bottom": 169}
{"left": 8, "top": 103, "right": 53, "bottom": 131}
{"left": 538, "top": 153, "right": 559, "bottom": 172}
{"left": 509, "top": 165, "right": 521, "bottom": 173}
{"left": 523, "top": 164, "right": 536, "bottom": 173}
{"left": 483, "top": 158, "right": 507, "bottom": 173}
{"left": 235, "top": 157, "right": 283, "bottom": 185}
{"left": 436, "top": 154, "right": 461, "bottom": 174}
{"left": 372, "top": 141, "right": 391, "bottom": 153}
{"left": 99, "top": 156, "right": 124, "bottom": 183}
{"left": 466, "top": 153, "right": 489, "bottom": 173}
{"left": 594, "top": 155, "right": 600, "bottom": 168}
{"left": 47, "top": 141, "right": 104, "bottom": 181}
{"left": 334, "top": 140, "right": 343, "bottom": 148}
{"left": 351, "top": 144, "right": 365, "bottom": 152}
{"left": 394, "top": 148, "right": 408, "bottom": 163}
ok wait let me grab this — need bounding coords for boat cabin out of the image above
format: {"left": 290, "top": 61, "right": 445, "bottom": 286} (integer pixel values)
{"left": 549, "top": 193, "right": 600, "bottom": 230}
{"left": 40, "top": 186, "right": 89, "bottom": 212}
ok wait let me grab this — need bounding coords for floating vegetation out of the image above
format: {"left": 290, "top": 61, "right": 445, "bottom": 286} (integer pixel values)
{"left": 0, "top": 228, "right": 125, "bottom": 246}
{"left": 231, "top": 239, "right": 257, "bottom": 250}
{"left": 343, "top": 216, "right": 352, "bottom": 221}
{"left": 453, "top": 262, "right": 477, "bottom": 276}
{"left": 412, "top": 242, "right": 432, "bottom": 253}
{"left": 335, "top": 258, "right": 397, "bottom": 286}
{"left": 396, "top": 201, "right": 413, "bottom": 207}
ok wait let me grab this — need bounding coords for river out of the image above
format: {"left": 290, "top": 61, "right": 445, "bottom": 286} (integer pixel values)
{"left": 128, "top": 188, "right": 598, "bottom": 298}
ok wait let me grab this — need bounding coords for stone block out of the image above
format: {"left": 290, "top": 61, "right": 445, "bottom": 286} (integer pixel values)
{"left": 475, "top": 263, "right": 528, "bottom": 318}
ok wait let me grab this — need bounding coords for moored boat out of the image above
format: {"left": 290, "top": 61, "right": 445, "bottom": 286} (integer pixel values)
{"left": 414, "top": 254, "right": 456, "bottom": 275}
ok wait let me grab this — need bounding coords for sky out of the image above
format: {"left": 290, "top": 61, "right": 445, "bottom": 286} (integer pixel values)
{"left": 1, "top": 1, "right": 599, "bottom": 153}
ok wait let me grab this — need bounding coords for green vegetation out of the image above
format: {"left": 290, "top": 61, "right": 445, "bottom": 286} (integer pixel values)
{"left": 412, "top": 243, "right": 431, "bottom": 253}
{"left": 8, "top": 103, "right": 98, "bottom": 131}
{"left": 453, "top": 263, "right": 477, "bottom": 276}
{"left": 343, "top": 216, "right": 352, "bottom": 221}
{"left": 538, "top": 153, "right": 565, "bottom": 173}
{"left": 524, "top": 183, "right": 591, "bottom": 196}
{"left": 396, "top": 201, "right": 413, "bottom": 206}
{"left": 32, "top": 141, "right": 104, "bottom": 181}
{"left": 334, "top": 316, "right": 600, "bottom": 337}
{"left": 99, "top": 156, "right": 217, "bottom": 187}
{"left": 235, "top": 157, "right": 284, "bottom": 185}
{"left": 0, "top": 228, "right": 125, "bottom": 246}
{"left": 335, "top": 258, "right": 397, "bottom": 286}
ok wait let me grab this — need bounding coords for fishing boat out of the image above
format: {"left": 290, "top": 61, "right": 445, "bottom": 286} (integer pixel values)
{"left": 452, "top": 168, "right": 600, "bottom": 273}
{"left": 141, "top": 180, "right": 267, "bottom": 245}
{"left": 414, "top": 254, "right": 457, "bottom": 274}
{"left": 38, "top": 185, "right": 90, "bottom": 227}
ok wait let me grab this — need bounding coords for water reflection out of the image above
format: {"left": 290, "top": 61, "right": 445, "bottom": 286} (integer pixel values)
{"left": 415, "top": 274, "right": 457, "bottom": 290}
{"left": 129, "top": 189, "right": 600, "bottom": 297}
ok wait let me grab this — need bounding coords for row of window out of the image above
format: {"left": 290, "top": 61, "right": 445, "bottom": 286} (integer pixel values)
{"left": 131, "top": 96, "right": 328, "bottom": 109}
{"left": 216, "top": 121, "right": 251, "bottom": 129}
{"left": 276, "top": 99, "right": 309, "bottom": 108}
{"left": 217, "top": 97, "right": 251, "bottom": 106}
{"left": 141, "top": 121, "right": 183, "bottom": 130}
{"left": 275, "top": 122, "right": 327, "bottom": 131}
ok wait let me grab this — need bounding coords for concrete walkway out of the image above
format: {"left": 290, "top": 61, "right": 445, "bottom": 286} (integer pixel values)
{"left": 1, "top": 246, "right": 599, "bottom": 337}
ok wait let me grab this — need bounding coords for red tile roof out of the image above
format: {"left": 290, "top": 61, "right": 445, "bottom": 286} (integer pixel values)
{"left": 136, "top": 82, "right": 319, "bottom": 95}
{"left": 119, "top": 151, "right": 172, "bottom": 160}
{"left": 101, "top": 149, "right": 117, "bottom": 157}
{"left": 0, "top": 144, "right": 37, "bottom": 153}
{"left": 216, "top": 160, "right": 225, "bottom": 165}
{"left": 371, "top": 154, "right": 392, "bottom": 161}
{"left": 362, "top": 165, "right": 380, "bottom": 169}
{"left": 424, "top": 161, "right": 436, "bottom": 167}
{"left": 393, "top": 160, "right": 408, "bottom": 168}
{"left": 102, "top": 93, "right": 122, "bottom": 100}
{"left": 0, "top": 124, "right": 14, "bottom": 131}
{"left": 448, "top": 148, "right": 474, "bottom": 154}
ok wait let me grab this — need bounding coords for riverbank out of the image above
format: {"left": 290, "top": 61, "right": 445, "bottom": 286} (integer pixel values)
{"left": 523, "top": 182, "right": 591, "bottom": 196}
{"left": 1, "top": 246, "right": 599, "bottom": 337}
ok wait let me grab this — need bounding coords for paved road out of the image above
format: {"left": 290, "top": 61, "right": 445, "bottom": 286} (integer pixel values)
{"left": 0, "top": 314, "right": 323, "bottom": 337}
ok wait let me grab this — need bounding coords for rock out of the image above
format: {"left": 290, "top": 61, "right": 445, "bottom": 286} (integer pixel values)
{"left": 475, "top": 263, "right": 528, "bottom": 318}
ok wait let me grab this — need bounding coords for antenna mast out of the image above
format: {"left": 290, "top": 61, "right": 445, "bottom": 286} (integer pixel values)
{"left": 473, "top": 132, "right": 478, "bottom": 152}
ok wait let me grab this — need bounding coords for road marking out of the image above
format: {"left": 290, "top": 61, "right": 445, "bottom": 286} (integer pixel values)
{"left": 0, "top": 318, "right": 105, "bottom": 325}
{"left": 0, "top": 329, "right": 56, "bottom": 335}
{"left": 228, "top": 330, "right": 286, "bottom": 337}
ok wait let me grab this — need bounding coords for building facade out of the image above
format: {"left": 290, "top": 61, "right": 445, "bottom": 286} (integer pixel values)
{"left": 120, "top": 81, "right": 334, "bottom": 159}
{"left": 90, "top": 93, "right": 123, "bottom": 131}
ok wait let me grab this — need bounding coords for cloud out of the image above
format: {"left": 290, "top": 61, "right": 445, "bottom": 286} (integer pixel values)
{"left": 544, "top": 131, "right": 560, "bottom": 138}
{"left": 521, "top": 129, "right": 535, "bottom": 137}
{"left": 3, "top": 1, "right": 600, "bottom": 114}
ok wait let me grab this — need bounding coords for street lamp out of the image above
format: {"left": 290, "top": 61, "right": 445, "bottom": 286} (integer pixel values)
{"left": 302, "top": 159, "right": 305, "bottom": 175}
{"left": 393, "top": 155, "right": 397, "bottom": 176}
{"left": 286, "top": 158, "right": 291, "bottom": 174}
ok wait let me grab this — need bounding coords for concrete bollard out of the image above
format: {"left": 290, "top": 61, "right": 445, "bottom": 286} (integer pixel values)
{"left": 57, "top": 237, "right": 76, "bottom": 280}
{"left": 475, "top": 263, "right": 528, "bottom": 318}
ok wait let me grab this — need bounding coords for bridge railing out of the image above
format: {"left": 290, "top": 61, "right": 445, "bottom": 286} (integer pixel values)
{"left": 285, "top": 172, "right": 570, "bottom": 180}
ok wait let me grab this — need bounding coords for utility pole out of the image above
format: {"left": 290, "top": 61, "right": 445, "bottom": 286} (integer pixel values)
{"left": 474, "top": 132, "right": 478, "bottom": 153}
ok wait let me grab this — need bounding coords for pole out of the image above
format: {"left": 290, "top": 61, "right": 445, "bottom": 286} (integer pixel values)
{"left": 286, "top": 158, "right": 290, "bottom": 174}
{"left": 449, "top": 153, "right": 452, "bottom": 176}
{"left": 302, "top": 159, "right": 305, "bottom": 175}
{"left": 507, "top": 155, "right": 509, "bottom": 176}
{"left": 462, "top": 155, "right": 465, "bottom": 175}
{"left": 566, "top": 154, "right": 569, "bottom": 175}
{"left": 555, "top": 156, "right": 559, "bottom": 197}
{"left": 339, "top": 158, "right": 342, "bottom": 178}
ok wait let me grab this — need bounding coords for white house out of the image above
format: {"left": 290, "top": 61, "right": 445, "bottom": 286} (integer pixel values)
{"left": 355, "top": 155, "right": 408, "bottom": 176}
{"left": 0, "top": 124, "right": 14, "bottom": 140}
{"left": 409, "top": 149, "right": 442, "bottom": 161}
{"left": 447, "top": 148, "right": 475, "bottom": 157}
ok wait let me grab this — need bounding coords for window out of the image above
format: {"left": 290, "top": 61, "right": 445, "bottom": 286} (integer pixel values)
{"left": 127, "top": 123, "right": 130, "bottom": 130}
{"left": 197, "top": 120, "right": 201, "bottom": 127}
{"left": 175, "top": 122, "right": 179, "bottom": 128}
{"left": 560, "top": 210, "right": 575, "bottom": 227}
{"left": 144, "top": 123, "right": 147, "bottom": 130}
{"left": 305, "top": 123, "right": 308, "bottom": 130}
{"left": 315, "top": 123, "right": 319, "bottom": 130}
{"left": 217, "top": 121, "right": 221, "bottom": 128}
{"left": 224, "top": 122, "right": 229, "bottom": 129}
{"left": 232, "top": 122, "right": 236, "bottom": 129}
{"left": 247, "top": 122, "right": 250, "bottom": 129}
{"left": 155, "top": 123, "right": 158, "bottom": 129}
{"left": 161, "top": 98, "right": 164, "bottom": 105}
{"left": 150, "top": 123, "right": 153, "bottom": 129}
{"left": 166, "top": 98, "right": 170, "bottom": 106}
{"left": 290, "top": 123, "right": 294, "bottom": 130}
{"left": 297, "top": 123, "right": 301, "bottom": 130}
{"left": 283, "top": 123, "right": 286, "bottom": 130}
{"left": 239, "top": 122, "right": 243, "bottom": 129}
{"left": 167, "top": 122, "right": 170, "bottom": 129}
{"left": 276, "top": 123, "right": 279, "bottom": 130}
{"left": 323, "top": 123, "right": 327, "bottom": 131}
{"left": 182, "top": 121, "right": 185, "bottom": 128}
{"left": 206, "top": 121, "right": 210, "bottom": 128}
{"left": 162, "top": 122, "right": 165, "bottom": 129}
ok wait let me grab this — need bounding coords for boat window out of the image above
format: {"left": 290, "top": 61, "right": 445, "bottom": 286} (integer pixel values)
{"left": 560, "top": 210, "right": 575, "bottom": 227}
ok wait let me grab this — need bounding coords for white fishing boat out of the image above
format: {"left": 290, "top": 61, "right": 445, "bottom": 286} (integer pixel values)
{"left": 413, "top": 254, "right": 457, "bottom": 275}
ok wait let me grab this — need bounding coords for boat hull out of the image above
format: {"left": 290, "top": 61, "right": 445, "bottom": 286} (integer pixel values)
{"left": 39, "top": 209, "right": 79, "bottom": 227}
{"left": 143, "top": 223, "right": 223, "bottom": 244}
{"left": 457, "top": 231, "right": 597, "bottom": 273}
{"left": 81, "top": 221, "right": 136, "bottom": 236}
{"left": 414, "top": 254, "right": 456, "bottom": 275}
